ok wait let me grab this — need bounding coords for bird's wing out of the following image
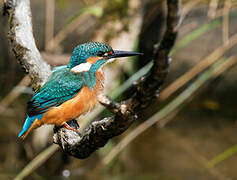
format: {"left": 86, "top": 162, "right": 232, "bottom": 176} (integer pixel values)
{"left": 27, "top": 68, "right": 85, "bottom": 116}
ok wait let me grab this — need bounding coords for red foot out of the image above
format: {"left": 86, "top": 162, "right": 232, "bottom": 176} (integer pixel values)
{"left": 63, "top": 123, "right": 80, "bottom": 134}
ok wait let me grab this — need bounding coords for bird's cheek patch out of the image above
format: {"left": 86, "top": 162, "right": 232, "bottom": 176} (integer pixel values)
{"left": 106, "top": 58, "right": 115, "bottom": 64}
{"left": 71, "top": 62, "right": 91, "bottom": 73}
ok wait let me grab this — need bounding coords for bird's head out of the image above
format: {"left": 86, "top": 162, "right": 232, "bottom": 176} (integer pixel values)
{"left": 68, "top": 42, "right": 142, "bottom": 73}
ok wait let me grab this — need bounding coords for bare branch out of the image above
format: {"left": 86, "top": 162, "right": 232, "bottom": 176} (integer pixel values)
{"left": 53, "top": 0, "right": 181, "bottom": 158}
{"left": 5, "top": 0, "right": 51, "bottom": 89}
{"left": 131, "top": 0, "right": 181, "bottom": 110}
{"left": 53, "top": 106, "right": 136, "bottom": 159}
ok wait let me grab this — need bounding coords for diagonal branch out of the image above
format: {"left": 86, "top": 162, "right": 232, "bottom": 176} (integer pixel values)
{"left": 53, "top": 95, "right": 137, "bottom": 158}
{"left": 53, "top": 0, "right": 181, "bottom": 159}
{"left": 4, "top": 0, "right": 51, "bottom": 89}
{"left": 131, "top": 0, "right": 181, "bottom": 110}
{"left": 4, "top": 0, "right": 181, "bottom": 159}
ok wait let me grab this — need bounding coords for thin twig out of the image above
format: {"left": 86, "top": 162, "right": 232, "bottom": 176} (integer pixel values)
{"left": 182, "top": 0, "right": 202, "bottom": 19}
{"left": 164, "top": 130, "right": 231, "bottom": 180}
{"left": 45, "top": 0, "right": 55, "bottom": 51}
{"left": 207, "top": 144, "right": 237, "bottom": 169}
{"left": 160, "top": 33, "right": 237, "bottom": 100}
{"left": 46, "top": 15, "right": 89, "bottom": 52}
{"left": 222, "top": 0, "right": 231, "bottom": 45}
{"left": 0, "top": 75, "right": 30, "bottom": 114}
{"left": 46, "top": 3, "right": 102, "bottom": 52}
{"left": 208, "top": 0, "right": 219, "bottom": 19}
{"left": 14, "top": 144, "right": 59, "bottom": 180}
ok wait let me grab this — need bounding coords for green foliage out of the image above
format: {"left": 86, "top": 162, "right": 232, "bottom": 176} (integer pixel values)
{"left": 207, "top": 144, "right": 237, "bottom": 168}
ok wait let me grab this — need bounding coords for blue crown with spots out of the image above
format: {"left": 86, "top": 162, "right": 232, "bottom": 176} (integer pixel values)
{"left": 68, "top": 42, "right": 113, "bottom": 68}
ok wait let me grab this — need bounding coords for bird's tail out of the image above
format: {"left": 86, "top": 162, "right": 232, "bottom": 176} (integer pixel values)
{"left": 18, "top": 114, "right": 43, "bottom": 139}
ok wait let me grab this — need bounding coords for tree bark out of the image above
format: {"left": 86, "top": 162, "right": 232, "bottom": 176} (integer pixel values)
{"left": 4, "top": 0, "right": 51, "bottom": 90}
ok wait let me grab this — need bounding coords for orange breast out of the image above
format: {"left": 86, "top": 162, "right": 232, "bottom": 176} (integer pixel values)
{"left": 41, "top": 71, "right": 104, "bottom": 126}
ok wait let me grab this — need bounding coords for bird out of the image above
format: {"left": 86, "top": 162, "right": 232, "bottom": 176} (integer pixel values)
{"left": 18, "top": 42, "right": 142, "bottom": 139}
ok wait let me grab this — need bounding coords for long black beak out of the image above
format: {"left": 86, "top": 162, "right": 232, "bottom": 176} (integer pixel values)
{"left": 110, "top": 50, "right": 143, "bottom": 58}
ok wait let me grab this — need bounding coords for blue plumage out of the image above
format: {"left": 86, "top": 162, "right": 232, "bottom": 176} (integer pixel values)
{"left": 27, "top": 67, "right": 85, "bottom": 116}
{"left": 19, "top": 66, "right": 98, "bottom": 138}
{"left": 19, "top": 41, "right": 142, "bottom": 139}
{"left": 18, "top": 114, "right": 43, "bottom": 137}
{"left": 68, "top": 42, "right": 113, "bottom": 68}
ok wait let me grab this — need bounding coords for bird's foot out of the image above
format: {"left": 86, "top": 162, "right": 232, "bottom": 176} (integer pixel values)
{"left": 63, "top": 120, "right": 81, "bottom": 135}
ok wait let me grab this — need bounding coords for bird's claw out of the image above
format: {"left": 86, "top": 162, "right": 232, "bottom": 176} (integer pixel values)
{"left": 63, "top": 120, "right": 81, "bottom": 135}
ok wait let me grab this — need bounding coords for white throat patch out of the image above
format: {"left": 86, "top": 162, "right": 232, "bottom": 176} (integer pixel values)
{"left": 71, "top": 62, "right": 91, "bottom": 73}
{"left": 107, "top": 58, "right": 115, "bottom": 64}
{"left": 100, "top": 58, "right": 116, "bottom": 69}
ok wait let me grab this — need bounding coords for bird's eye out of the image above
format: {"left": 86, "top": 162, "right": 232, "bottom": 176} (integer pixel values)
{"left": 97, "top": 51, "right": 104, "bottom": 57}
{"left": 97, "top": 51, "right": 103, "bottom": 56}
{"left": 97, "top": 51, "right": 111, "bottom": 57}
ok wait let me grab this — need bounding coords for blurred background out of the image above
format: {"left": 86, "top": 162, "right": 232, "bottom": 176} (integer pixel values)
{"left": 0, "top": 0, "right": 237, "bottom": 179}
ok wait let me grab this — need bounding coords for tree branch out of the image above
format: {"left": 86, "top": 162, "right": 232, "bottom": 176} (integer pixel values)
{"left": 53, "top": 0, "right": 181, "bottom": 159}
{"left": 4, "top": 0, "right": 181, "bottom": 159}
{"left": 5, "top": 0, "right": 51, "bottom": 89}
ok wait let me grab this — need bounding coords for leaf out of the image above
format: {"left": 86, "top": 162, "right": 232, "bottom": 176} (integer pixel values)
{"left": 207, "top": 144, "right": 237, "bottom": 168}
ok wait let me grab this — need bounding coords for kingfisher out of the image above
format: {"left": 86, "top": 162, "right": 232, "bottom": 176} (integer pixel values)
{"left": 18, "top": 42, "right": 142, "bottom": 139}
